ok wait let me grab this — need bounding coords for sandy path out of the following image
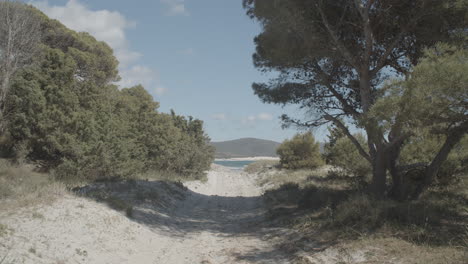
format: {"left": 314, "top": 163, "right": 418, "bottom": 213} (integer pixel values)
{"left": 0, "top": 165, "right": 289, "bottom": 264}
{"left": 152, "top": 165, "right": 286, "bottom": 263}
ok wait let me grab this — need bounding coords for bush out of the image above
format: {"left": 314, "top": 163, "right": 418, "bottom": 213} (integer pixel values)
{"left": 1, "top": 8, "right": 214, "bottom": 183}
{"left": 333, "top": 194, "right": 387, "bottom": 230}
{"left": 277, "top": 132, "right": 324, "bottom": 170}
{"left": 324, "top": 133, "right": 372, "bottom": 177}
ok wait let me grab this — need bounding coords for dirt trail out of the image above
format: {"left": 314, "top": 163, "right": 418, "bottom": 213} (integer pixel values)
{"left": 0, "top": 165, "right": 290, "bottom": 264}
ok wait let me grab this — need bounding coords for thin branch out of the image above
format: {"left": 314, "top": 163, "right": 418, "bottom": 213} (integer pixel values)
{"left": 324, "top": 114, "right": 372, "bottom": 163}
{"left": 370, "top": 15, "right": 424, "bottom": 76}
{"left": 316, "top": 2, "right": 359, "bottom": 69}
{"left": 311, "top": 61, "right": 361, "bottom": 117}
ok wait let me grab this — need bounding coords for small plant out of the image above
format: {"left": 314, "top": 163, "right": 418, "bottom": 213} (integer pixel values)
{"left": 106, "top": 196, "right": 129, "bottom": 211}
{"left": 75, "top": 248, "right": 88, "bottom": 257}
{"left": 32, "top": 212, "right": 44, "bottom": 219}
{"left": 0, "top": 224, "right": 8, "bottom": 237}
{"left": 105, "top": 196, "right": 134, "bottom": 218}
{"left": 125, "top": 207, "right": 133, "bottom": 218}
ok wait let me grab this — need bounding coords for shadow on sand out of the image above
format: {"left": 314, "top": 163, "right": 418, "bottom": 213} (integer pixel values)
{"left": 73, "top": 179, "right": 294, "bottom": 263}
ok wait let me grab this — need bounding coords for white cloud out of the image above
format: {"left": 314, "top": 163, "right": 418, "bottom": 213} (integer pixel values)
{"left": 247, "top": 115, "right": 256, "bottom": 122}
{"left": 212, "top": 113, "right": 227, "bottom": 120}
{"left": 118, "top": 65, "right": 154, "bottom": 88}
{"left": 32, "top": 0, "right": 139, "bottom": 67}
{"left": 179, "top": 47, "right": 194, "bottom": 55}
{"left": 258, "top": 113, "right": 273, "bottom": 121}
{"left": 243, "top": 113, "right": 274, "bottom": 123}
{"left": 32, "top": 0, "right": 167, "bottom": 95}
{"left": 154, "top": 86, "right": 168, "bottom": 96}
{"left": 160, "top": 0, "right": 189, "bottom": 16}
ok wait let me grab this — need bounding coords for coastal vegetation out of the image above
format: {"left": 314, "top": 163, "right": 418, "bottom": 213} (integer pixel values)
{"left": 0, "top": 2, "right": 214, "bottom": 186}
{"left": 244, "top": 0, "right": 467, "bottom": 261}
{"left": 0, "top": 0, "right": 467, "bottom": 262}
{"left": 243, "top": 0, "right": 467, "bottom": 200}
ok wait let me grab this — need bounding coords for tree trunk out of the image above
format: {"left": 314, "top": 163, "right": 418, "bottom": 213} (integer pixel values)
{"left": 370, "top": 148, "right": 387, "bottom": 198}
{"left": 388, "top": 149, "right": 403, "bottom": 200}
{"left": 0, "top": 73, "right": 12, "bottom": 133}
{"left": 412, "top": 122, "right": 468, "bottom": 199}
{"left": 0, "top": 78, "right": 9, "bottom": 134}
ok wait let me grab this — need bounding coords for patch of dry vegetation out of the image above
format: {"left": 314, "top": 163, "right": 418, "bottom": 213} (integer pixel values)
{"left": 0, "top": 224, "right": 9, "bottom": 237}
{"left": 73, "top": 179, "right": 187, "bottom": 220}
{"left": 135, "top": 170, "right": 208, "bottom": 183}
{"left": 0, "top": 160, "right": 66, "bottom": 211}
{"left": 244, "top": 160, "right": 279, "bottom": 174}
{"left": 256, "top": 165, "right": 334, "bottom": 189}
{"left": 260, "top": 167, "right": 468, "bottom": 263}
{"left": 0, "top": 156, "right": 195, "bottom": 219}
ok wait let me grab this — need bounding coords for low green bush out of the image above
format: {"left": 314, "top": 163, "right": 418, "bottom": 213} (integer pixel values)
{"left": 277, "top": 132, "right": 324, "bottom": 170}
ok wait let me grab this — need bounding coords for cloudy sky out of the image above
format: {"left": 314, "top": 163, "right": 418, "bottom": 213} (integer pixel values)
{"left": 29, "top": 0, "right": 327, "bottom": 142}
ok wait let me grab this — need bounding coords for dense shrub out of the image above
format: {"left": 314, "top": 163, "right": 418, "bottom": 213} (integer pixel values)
{"left": 277, "top": 132, "right": 324, "bottom": 169}
{"left": 0, "top": 6, "right": 214, "bottom": 182}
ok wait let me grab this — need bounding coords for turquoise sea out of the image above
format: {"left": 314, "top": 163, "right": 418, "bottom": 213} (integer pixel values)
{"left": 213, "top": 160, "right": 256, "bottom": 169}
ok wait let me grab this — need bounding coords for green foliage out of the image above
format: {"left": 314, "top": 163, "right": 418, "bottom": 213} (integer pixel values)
{"left": 323, "top": 121, "right": 346, "bottom": 163}
{"left": 370, "top": 44, "right": 468, "bottom": 183}
{"left": 244, "top": 0, "right": 467, "bottom": 196}
{"left": 277, "top": 132, "right": 324, "bottom": 169}
{"left": 325, "top": 133, "right": 372, "bottom": 177}
{"left": 370, "top": 44, "right": 468, "bottom": 136}
{"left": 401, "top": 133, "right": 468, "bottom": 183}
{"left": 0, "top": 5, "right": 214, "bottom": 182}
{"left": 243, "top": 0, "right": 466, "bottom": 122}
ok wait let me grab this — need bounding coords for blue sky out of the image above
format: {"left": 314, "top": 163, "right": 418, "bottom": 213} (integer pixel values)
{"left": 30, "top": 0, "right": 328, "bottom": 142}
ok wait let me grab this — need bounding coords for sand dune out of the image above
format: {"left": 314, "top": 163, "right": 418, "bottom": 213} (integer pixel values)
{"left": 0, "top": 165, "right": 289, "bottom": 264}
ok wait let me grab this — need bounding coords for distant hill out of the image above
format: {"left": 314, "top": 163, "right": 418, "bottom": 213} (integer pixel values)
{"left": 211, "top": 138, "right": 280, "bottom": 158}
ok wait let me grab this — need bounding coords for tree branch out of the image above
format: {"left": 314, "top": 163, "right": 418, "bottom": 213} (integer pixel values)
{"left": 316, "top": 2, "right": 359, "bottom": 69}
{"left": 324, "top": 114, "right": 372, "bottom": 163}
{"left": 310, "top": 61, "right": 361, "bottom": 118}
{"left": 370, "top": 15, "right": 423, "bottom": 77}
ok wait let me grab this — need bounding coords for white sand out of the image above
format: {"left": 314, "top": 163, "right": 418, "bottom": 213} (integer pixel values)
{"left": 0, "top": 165, "right": 289, "bottom": 264}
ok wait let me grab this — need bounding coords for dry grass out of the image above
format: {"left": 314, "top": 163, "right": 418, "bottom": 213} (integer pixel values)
{"left": 256, "top": 165, "right": 333, "bottom": 189}
{"left": 261, "top": 166, "right": 468, "bottom": 262}
{"left": 135, "top": 170, "right": 208, "bottom": 183}
{"left": 296, "top": 237, "right": 467, "bottom": 264}
{"left": 0, "top": 159, "right": 66, "bottom": 211}
{"left": 244, "top": 160, "right": 279, "bottom": 174}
